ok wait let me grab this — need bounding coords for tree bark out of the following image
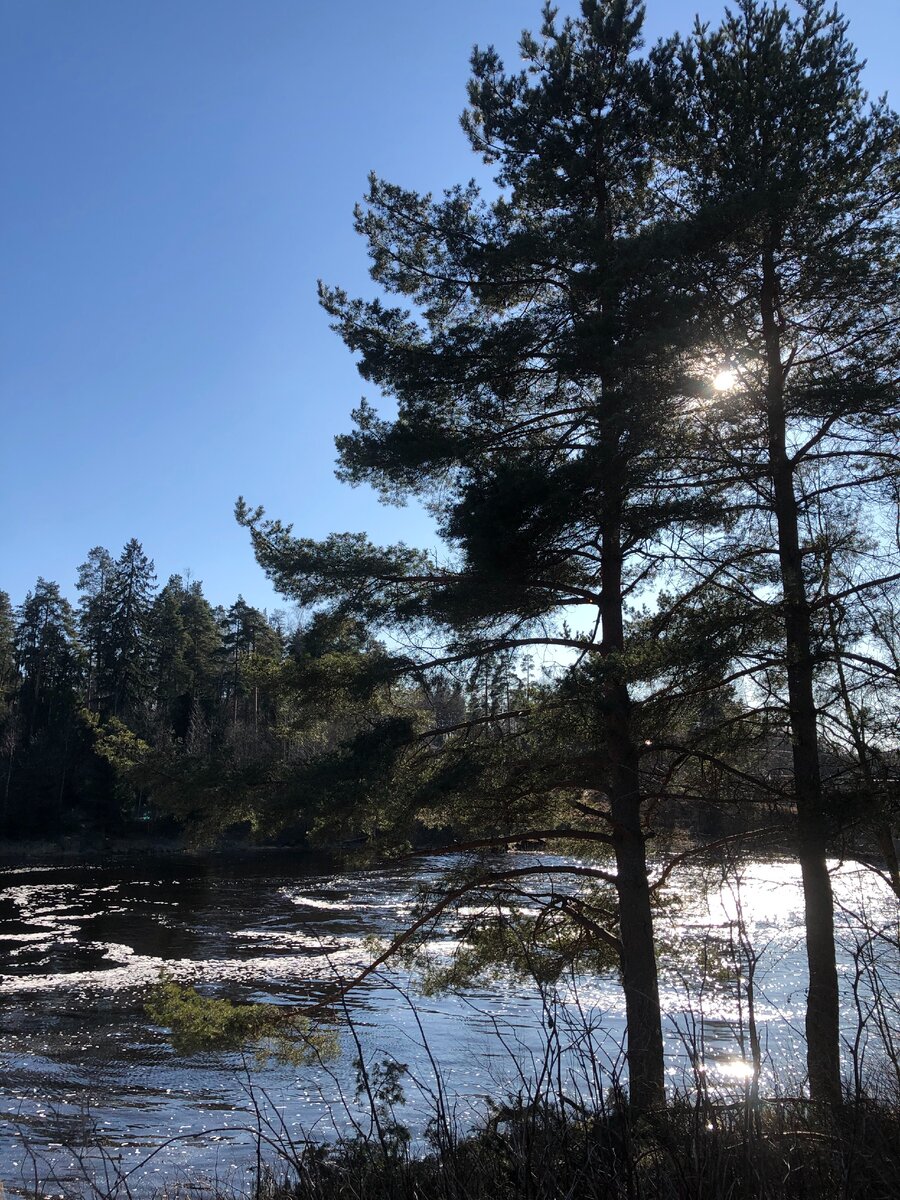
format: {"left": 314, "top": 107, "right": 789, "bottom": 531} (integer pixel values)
{"left": 761, "top": 249, "right": 842, "bottom": 1106}
{"left": 601, "top": 498, "right": 666, "bottom": 1111}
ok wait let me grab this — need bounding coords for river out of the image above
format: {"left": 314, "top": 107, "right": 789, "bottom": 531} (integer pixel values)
{"left": 0, "top": 850, "right": 897, "bottom": 1195}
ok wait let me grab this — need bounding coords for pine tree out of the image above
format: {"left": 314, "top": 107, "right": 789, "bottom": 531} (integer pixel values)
{"left": 663, "top": 0, "right": 900, "bottom": 1104}
{"left": 238, "top": 0, "right": 717, "bottom": 1109}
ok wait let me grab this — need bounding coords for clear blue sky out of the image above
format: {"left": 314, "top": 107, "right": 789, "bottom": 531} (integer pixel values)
{"left": 2, "top": 1, "right": 896, "bottom": 614}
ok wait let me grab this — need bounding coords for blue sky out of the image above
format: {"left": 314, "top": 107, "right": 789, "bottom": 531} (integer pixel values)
{"left": 2, "top": 0, "right": 897, "bottom": 614}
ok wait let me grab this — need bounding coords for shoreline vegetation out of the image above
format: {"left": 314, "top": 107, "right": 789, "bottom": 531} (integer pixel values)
{"left": 155, "top": 1097, "right": 900, "bottom": 1200}
{"left": 13, "top": 1034, "right": 900, "bottom": 1200}
{"left": 3, "top": 0, "right": 900, "bottom": 1194}
{"left": 0, "top": 827, "right": 892, "bottom": 872}
{"left": 0, "top": 836, "right": 318, "bottom": 863}
{"left": 1, "top": 844, "right": 895, "bottom": 898}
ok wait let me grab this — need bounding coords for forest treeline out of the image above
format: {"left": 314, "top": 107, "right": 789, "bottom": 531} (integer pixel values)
{"left": 5, "top": 526, "right": 889, "bottom": 849}
{"left": 0, "top": 542, "right": 296, "bottom": 838}
{"left": 0, "top": 541, "right": 520, "bottom": 842}
{"left": 3, "top": 532, "right": 897, "bottom": 854}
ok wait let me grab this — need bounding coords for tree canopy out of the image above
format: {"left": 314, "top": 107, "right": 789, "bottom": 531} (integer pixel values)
{"left": 235, "top": 0, "right": 900, "bottom": 1108}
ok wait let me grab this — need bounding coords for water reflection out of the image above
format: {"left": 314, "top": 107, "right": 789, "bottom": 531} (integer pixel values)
{"left": 0, "top": 852, "right": 896, "bottom": 1194}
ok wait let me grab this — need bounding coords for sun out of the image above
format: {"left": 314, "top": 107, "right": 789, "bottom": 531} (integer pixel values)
{"left": 712, "top": 368, "right": 737, "bottom": 392}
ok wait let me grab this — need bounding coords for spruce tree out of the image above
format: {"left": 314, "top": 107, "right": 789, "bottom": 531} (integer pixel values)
{"left": 219, "top": 597, "right": 282, "bottom": 737}
{"left": 107, "top": 539, "right": 156, "bottom": 724}
{"left": 149, "top": 576, "right": 191, "bottom": 737}
{"left": 15, "top": 579, "right": 82, "bottom": 739}
{"left": 149, "top": 575, "right": 225, "bottom": 740}
{"left": 77, "top": 546, "right": 117, "bottom": 713}
{"left": 179, "top": 579, "right": 223, "bottom": 729}
{"left": 0, "top": 590, "right": 15, "bottom": 710}
{"left": 0, "top": 591, "right": 17, "bottom": 821}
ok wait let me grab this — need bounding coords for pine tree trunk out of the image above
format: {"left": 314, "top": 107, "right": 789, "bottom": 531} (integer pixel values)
{"left": 601, "top": 504, "right": 665, "bottom": 1111}
{"left": 762, "top": 251, "right": 842, "bottom": 1107}
{"left": 609, "top": 731, "right": 666, "bottom": 1111}
{"left": 826, "top": 603, "right": 900, "bottom": 899}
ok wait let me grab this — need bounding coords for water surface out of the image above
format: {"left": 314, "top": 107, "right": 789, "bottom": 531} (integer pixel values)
{"left": 1, "top": 850, "right": 895, "bottom": 1195}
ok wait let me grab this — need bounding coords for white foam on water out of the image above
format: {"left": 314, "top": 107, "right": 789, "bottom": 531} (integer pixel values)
{"left": 0, "top": 937, "right": 383, "bottom": 997}
{"left": 281, "top": 893, "right": 353, "bottom": 912}
{"left": 230, "top": 928, "right": 346, "bottom": 949}
{"left": 280, "top": 889, "right": 414, "bottom": 917}
{"left": 0, "top": 930, "right": 61, "bottom": 943}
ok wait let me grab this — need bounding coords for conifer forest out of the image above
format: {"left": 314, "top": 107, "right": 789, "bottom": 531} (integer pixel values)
{"left": 2, "top": 2, "right": 900, "bottom": 1197}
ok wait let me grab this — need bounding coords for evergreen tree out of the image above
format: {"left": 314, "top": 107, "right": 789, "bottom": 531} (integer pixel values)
{"left": 219, "top": 597, "right": 282, "bottom": 736}
{"left": 0, "top": 590, "right": 15, "bottom": 710}
{"left": 107, "top": 539, "right": 156, "bottom": 723}
{"left": 15, "top": 579, "right": 82, "bottom": 739}
{"left": 148, "top": 576, "right": 191, "bottom": 736}
{"left": 0, "top": 591, "right": 17, "bottom": 821}
{"left": 77, "top": 546, "right": 116, "bottom": 712}
{"left": 179, "top": 579, "right": 223, "bottom": 729}
{"left": 238, "top": 0, "right": 718, "bottom": 1108}
{"left": 148, "top": 575, "right": 223, "bottom": 740}
{"left": 8, "top": 580, "right": 84, "bottom": 830}
{"left": 664, "top": 0, "right": 900, "bottom": 1104}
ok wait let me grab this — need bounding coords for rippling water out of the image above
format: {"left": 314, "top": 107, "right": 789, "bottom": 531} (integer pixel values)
{"left": 0, "top": 850, "right": 896, "bottom": 1195}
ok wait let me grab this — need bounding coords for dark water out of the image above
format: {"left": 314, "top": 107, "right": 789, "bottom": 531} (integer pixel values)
{"left": 0, "top": 851, "right": 896, "bottom": 1195}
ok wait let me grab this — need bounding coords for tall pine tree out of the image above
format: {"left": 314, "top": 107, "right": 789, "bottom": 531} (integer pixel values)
{"left": 663, "top": 0, "right": 900, "bottom": 1103}
{"left": 239, "top": 0, "right": 721, "bottom": 1109}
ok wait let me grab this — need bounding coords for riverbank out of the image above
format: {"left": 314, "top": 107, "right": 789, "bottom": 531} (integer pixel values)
{"left": 23, "top": 1094, "right": 900, "bottom": 1200}
{"left": 0, "top": 834, "right": 320, "bottom": 865}
{"left": 255, "top": 1099, "right": 900, "bottom": 1200}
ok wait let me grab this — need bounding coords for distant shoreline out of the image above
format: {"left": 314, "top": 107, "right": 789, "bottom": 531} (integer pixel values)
{"left": 0, "top": 835, "right": 318, "bottom": 866}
